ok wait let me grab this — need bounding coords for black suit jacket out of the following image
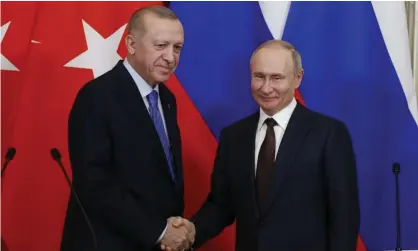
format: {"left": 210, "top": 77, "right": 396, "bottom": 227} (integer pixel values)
{"left": 192, "top": 103, "right": 360, "bottom": 251}
{"left": 61, "top": 60, "right": 184, "bottom": 251}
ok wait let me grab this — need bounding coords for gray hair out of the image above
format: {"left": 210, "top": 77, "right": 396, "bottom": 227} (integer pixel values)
{"left": 250, "top": 40, "right": 303, "bottom": 75}
{"left": 127, "top": 6, "right": 179, "bottom": 36}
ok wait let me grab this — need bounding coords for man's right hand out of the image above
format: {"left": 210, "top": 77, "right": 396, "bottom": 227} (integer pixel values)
{"left": 160, "top": 217, "right": 195, "bottom": 251}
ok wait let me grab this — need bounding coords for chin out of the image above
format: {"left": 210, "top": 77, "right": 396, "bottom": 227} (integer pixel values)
{"left": 154, "top": 74, "right": 171, "bottom": 83}
{"left": 261, "top": 103, "right": 281, "bottom": 114}
{"left": 261, "top": 101, "right": 278, "bottom": 109}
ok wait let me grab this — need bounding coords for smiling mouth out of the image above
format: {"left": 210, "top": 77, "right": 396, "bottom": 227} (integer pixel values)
{"left": 157, "top": 66, "right": 171, "bottom": 71}
{"left": 261, "top": 97, "right": 276, "bottom": 100}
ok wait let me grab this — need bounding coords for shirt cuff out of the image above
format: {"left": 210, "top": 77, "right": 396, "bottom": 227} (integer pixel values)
{"left": 157, "top": 223, "right": 168, "bottom": 243}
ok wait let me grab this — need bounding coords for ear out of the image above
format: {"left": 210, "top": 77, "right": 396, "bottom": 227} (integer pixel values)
{"left": 294, "top": 69, "right": 304, "bottom": 89}
{"left": 125, "top": 34, "right": 136, "bottom": 55}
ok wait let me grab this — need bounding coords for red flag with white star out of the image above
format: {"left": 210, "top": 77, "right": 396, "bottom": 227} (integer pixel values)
{"left": 1, "top": 2, "right": 38, "bottom": 161}
{"left": 1, "top": 2, "right": 163, "bottom": 251}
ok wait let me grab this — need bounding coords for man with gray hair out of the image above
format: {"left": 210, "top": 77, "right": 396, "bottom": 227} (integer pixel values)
{"left": 61, "top": 6, "right": 194, "bottom": 251}
{"left": 169, "top": 39, "right": 360, "bottom": 251}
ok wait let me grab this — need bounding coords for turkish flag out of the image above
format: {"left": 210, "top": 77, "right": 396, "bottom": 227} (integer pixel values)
{"left": 1, "top": 2, "right": 163, "bottom": 251}
{"left": 1, "top": 2, "right": 38, "bottom": 161}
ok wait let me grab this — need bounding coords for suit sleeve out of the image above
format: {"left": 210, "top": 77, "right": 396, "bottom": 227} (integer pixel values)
{"left": 191, "top": 129, "right": 236, "bottom": 248}
{"left": 68, "top": 86, "right": 166, "bottom": 249}
{"left": 324, "top": 121, "right": 360, "bottom": 251}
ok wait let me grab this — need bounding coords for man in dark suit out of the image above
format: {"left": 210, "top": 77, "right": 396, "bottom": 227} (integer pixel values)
{"left": 61, "top": 6, "right": 194, "bottom": 251}
{"left": 169, "top": 40, "right": 360, "bottom": 251}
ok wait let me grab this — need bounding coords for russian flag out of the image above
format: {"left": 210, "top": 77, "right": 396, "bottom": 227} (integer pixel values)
{"left": 168, "top": 1, "right": 418, "bottom": 251}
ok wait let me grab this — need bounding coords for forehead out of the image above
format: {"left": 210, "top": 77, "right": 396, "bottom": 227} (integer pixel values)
{"left": 143, "top": 14, "right": 184, "bottom": 43}
{"left": 251, "top": 47, "right": 293, "bottom": 73}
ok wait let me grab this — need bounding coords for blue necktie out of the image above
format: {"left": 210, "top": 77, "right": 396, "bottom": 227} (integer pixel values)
{"left": 147, "top": 90, "right": 176, "bottom": 181}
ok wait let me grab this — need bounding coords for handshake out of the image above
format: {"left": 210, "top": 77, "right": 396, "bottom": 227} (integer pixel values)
{"left": 160, "top": 217, "right": 195, "bottom": 251}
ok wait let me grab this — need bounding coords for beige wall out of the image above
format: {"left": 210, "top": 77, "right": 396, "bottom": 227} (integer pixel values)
{"left": 405, "top": 1, "right": 418, "bottom": 107}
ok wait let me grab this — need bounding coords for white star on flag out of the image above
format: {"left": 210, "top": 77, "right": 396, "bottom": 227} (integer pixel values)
{"left": 1, "top": 21, "right": 19, "bottom": 71}
{"left": 64, "top": 19, "right": 127, "bottom": 78}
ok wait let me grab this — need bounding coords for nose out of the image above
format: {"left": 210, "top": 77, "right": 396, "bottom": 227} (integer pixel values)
{"left": 260, "top": 81, "right": 273, "bottom": 94}
{"left": 162, "top": 46, "right": 175, "bottom": 64}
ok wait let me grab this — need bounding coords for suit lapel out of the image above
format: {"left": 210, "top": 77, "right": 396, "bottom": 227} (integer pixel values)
{"left": 238, "top": 113, "right": 260, "bottom": 218}
{"left": 261, "top": 103, "right": 313, "bottom": 218}
{"left": 113, "top": 60, "right": 153, "bottom": 129}
{"left": 112, "top": 61, "right": 175, "bottom": 184}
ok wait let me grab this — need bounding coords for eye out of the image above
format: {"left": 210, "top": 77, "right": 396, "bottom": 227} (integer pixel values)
{"left": 174, "top": 45, "right": 182, "bottom": 53}
{"left": 155, "top": 44, "right": 166, "bottom": 49}
{"left": 272, "top": 75, "right": 284, "bottom": 81}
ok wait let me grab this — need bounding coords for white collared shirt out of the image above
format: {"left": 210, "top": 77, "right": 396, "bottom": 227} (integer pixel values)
{"left": 254, "top": 98, "right": 297, "bottom": 173}
{"left": 123, "top": 59, "right": 168, "bottom": 136}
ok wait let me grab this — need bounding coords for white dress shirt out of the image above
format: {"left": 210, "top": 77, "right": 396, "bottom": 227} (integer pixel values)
{"left": 123, "top": 59, "right": 168, "bottom": 137}
{"left": 123, "top": 59, "right": 169, "bottom": 243}
{"left": 254, "top": 98, "right": 297, "bottom": 174}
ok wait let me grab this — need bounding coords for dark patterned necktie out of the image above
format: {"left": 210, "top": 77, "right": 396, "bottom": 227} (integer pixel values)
{"left": 256, "top": 118, "right": 277, "bottom": 211}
